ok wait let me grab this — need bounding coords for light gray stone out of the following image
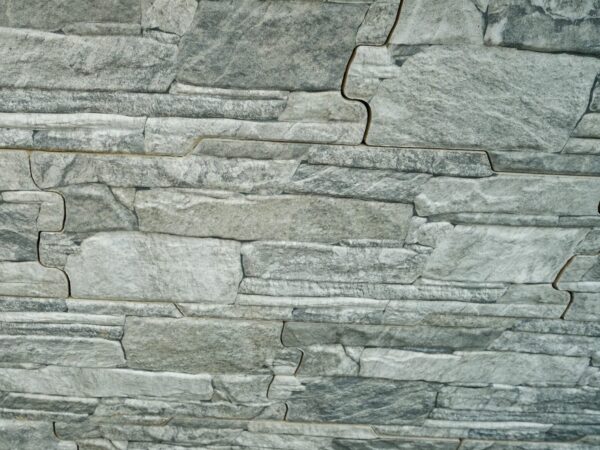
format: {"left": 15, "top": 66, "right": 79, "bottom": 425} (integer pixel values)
{"left": 176, "top": 0, "right": 375, "bottom": 91}
{"left": 269, "top": 376, "right": 437, "bottom": 425}
{"left": 0, "top": 419, "right": 76, "bottom": 450}
{"left": 424, "top": 226, "right": 587, "bottom": 283}
{"left": 212, "top": 374, "right": 274, "bottom": 403}
{"left": 563, "top": 138, "right": 600, "bottom": 155}
{"left": 0, "top": 296, "right": 67, "bottom": 313}
{"left": 332, "top": 438, "right": 460, "bottom": 450}
{"left": 31, "top": 152, "right": 299, "bottom": 193}
{"left": 0, "top": 150, "right": 37, "bottom": 190}
{"left": 136, "top": 189, "right": 413, "bottom": 242}
{"left": 286, "top": 164, "right": 430, "bottom": 203}
{"left": 488, "top": 151, "right": 600, "bottom": 176}
{"left": 59, "top": 232, "right": 242, "bottom": 303}
{"left": 296, "top": 345, "right": 361, "bottom": 376}
{"left": 0, "top": 335, "right": 125, "bottom": 367}
{"left": 415, "top": 175, "right": 600, "bottom": 217}
{"left": 62, "top": 22, "right": 141, "bottom": 36}
{"left": 0, "top": 365, "right": 212, "bottom": 400}
{"left": 195, "top": 139, "right": 310, "bottom": 160}
{"left": 390, "top": 0, "right": 484, "bottom": 44}
{"left": 489, "top": 331, "right": 600, "bottom": 358}
{"left": 0, "top": 393, "right": 98, "bottom": 415}
{"left": 39, "top": 232, "right": 90, "bottom": 269}
{"left": 0, "top": 261, "right": 68, "bottom": 297}
{"left": 359, "top": 350, "right": 590, "bottom": 384}
{"left": 461, "top": 441, "right": 600, "bottom": 450}
{"left": 123, "top": 317, "right": 302, "bottom": 374}
{"left": 0, "top": 28, "right": 177, "bottom": 92}
{"left": 356, "top": 0, "right": 402, "bottom": 44}
{"left": 573, "top": 114, "right": 600, "bottom": 138}
{"left": 307, "top": 144, "right": 493, "bottom": 177}
{"left": 0, "top": 203, "right": 39, "bottom": 261}
{"left": 2, "top": 190, "right": 64, "bottom": 231}
{"left": 565, "top": 293, "right": 600, "bottom": 321}
{"left": 142, "top": 0, "right": 198, "bottom": 35}
{"left": 406, "top": 219, "right": 454, "bottom": 248}
{"left": 556, "top": 256, "right": 600, "bottom": 292}
{"left": 242, "top": 242, "right": 428, "bottom": 283}
{"left": 66, "top": 298, "right": 182, "bottom": 318}
{"left": 485, "top": 0, "right": 600, "bottom": 55}
{"left": 346, "top": 45, "right": 599, "bottom": 152}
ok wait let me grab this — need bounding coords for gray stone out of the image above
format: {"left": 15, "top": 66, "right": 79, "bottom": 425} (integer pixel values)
{"left": 356, "top": 0, "right": 402, "bottom": 44}
{"left": 0, "top": 0, "right": 140, "bottom": 30}
{"left": 415, "top": 175, "right": 600, "bottom": 217}
{"left": 0, "top": 150, "right": 37, "bottom": 190}
{"left": 142, "top": 0, "right": 198, "bottom": 35}
{"left": 359, "top": 350, "right": 590, "bottom": 384}
{"left": 269, "top": 376, "right": 437, "bottom": 425}
{"left": 0, "top": 419, "right": 76, "bottom": 450}
{"left": 2, "top": 190, "right": 64, "bottom": 231}
{"left": 39, "top": 232, "right": 90, "bottom": 269}
{"left": 136, "top": 189, "right": 413, "bottom": 242}
{"left": 58, "top": 232, "right": 242, "bottom": 303}
{"left": 307, "top": 145, "right": 493, "bottom": 177}
{"left": 0, "top": 29, "right": 177, "bottom": 92}
{"left": 242, "top": 242, "right": 428, "bottom": 283}
{"left": 563, "top": 138, "right": 600, "bottom": 155}
{"left": 390, "top": 0, "right": 484, "bottom": 44}
{"left": 122, "top": 317, "right": 302, "bottom": 374}
{"left": 0, "top": 322, "right": 123, "bottom": 340}
{"left": 0, "top": 296, "right": 67, "bottom": 313}
{"left": 31, "top": 152, "right": 299, "bottom": 193}
{"left": 488, "top": 151, "right": 600, "bottom": 176}
{"left": 565, "top": 293, "right": 600, "bottom": 321}
{"left": 332, "top": 438, "right": 460, "bottom": 450}
{"left": 0, "top": 261, "right": 69, "bottom": 297}
{"left": 406, "top": 219, "right": 454, "bottom": 248}
{"left": 0, "top": 203, "right": 39, "bottom": 261}
{"left": 485, "top": 0, "right": 600, "bottom": 55}
{"left": 556, "top": 256, "right": 600, "bottom": 292}
{"left": 195, "top": 139, "right": 310, "bottom": 160}
{"left": 461, "top": 441, "right": 600, "bottom": 450}
{"left": 424, "top": 225, "right": 587, "bottom": 283}
{"left": 286, "top": 164, "right": 430, "bottom": 203}
{"left": 573, "top": 114, "right": 600, "bottom": 138}
{"left": 295, "top": 345, "right": 361, "bottom": 376}
{"left": 345, "top": 45, "right": 599, "bottom": 152}
{"left": 0, "top": 335, "right": 125, "bottom": 367}
{"left": 489, "top": 331, "right": 600, "bottom": 358}
{"left": 62, "top": 22, "right": 141, "bottom": 36}
{"left": 0, "top": 365, "right": 212, "bottom": 400}
{"left": 212, "top": 374, "right": 274, "bottom": 403}
{"left": 66, "top": 298, "right": 182, "bottom": 318}
{"left": 176, "top": 0, "right": 374, "bottom": 91}
{"left": 0, "top": 393, "right": 98, "bottom": 415}
{"left": 576, "top": 229, "right": 600, "bottom": 254}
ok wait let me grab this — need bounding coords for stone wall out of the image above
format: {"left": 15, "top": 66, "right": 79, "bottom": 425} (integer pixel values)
{"left": 1, "top": 1, "right": 600, "bottom": 449}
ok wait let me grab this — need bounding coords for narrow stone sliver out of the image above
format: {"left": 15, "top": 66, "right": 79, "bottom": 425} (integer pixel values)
{"left": 0, "top": 1, "right": 599, "bottom": 449}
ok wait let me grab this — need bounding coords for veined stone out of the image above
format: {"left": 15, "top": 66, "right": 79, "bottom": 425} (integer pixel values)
{"left": 213, "top": 374, "right": 274, "bottom": 403}
{"left": 390, "top": 0, "right": 484, "bottom": 44}
{"left": 39, "top": 232, "right": 89, "bottom": 269}
{"left": 0, "top": 393, "right": 98, "bottom": 415}
{"left": 489, "top": 331, "right": 600, "bottom": 358}
{"left": 0, "top": 365, "right": 212, "bottom": 400}
{"left": 2, "top": 190, "right": 64, "bottom": 231}
{"left": 356, "top": 0, "right": 402, "bottom": 44}
{"left": 195, "top": 139, "right": 310, "bottom": 161}
{"left": 0, "top": 128, "right": 32, "bottom": 148}
{"left": 295, "top": 344, "right": 361, "bottom": 376}
{"left": 488, "top": 151, "right": 600, "bottom": 176}
{"left": 0, "top": 150, "right": 37, "bottom": 190}
{"left": 135, "top": 189, "right": 413, "bottom": 242}
{"left": 0, "top": 28, "right": 177, "bottom": 92}
{"left": 61, "top": 22, "right": 141, "bottom": 36}
{"left": 247, "top": 421, "right": 377, "bottom": 440}
{"left": 0, "top": 322, "right": 123, "bottom": 340}
{"left": 66, "top": 298, "right": 182, "bottom": 318}
{"left": 307, "top": 144, "right": 493, "bottom": 177}
{"left": 0, "top": 203, "right": 39, "bottom": 261}
{"left": 122, "top": 317, "right": 302, "bottom": 374}
{"left": 332, "top": 438, "right": 460, "bottom": 450}
{"left": 0, "top": 0, "right": 140, "bottom": 30}
{"left": 0, "top": 312, "right": 122, "bottom": 326}
{"left": 286, "top": 164, "right": 430, "bottom": 203}
{"left": 556, "top": 256, "right": 600, "bottom": 292}
{"left": 142, "top": 0, "right": 197, "bottom": 36}
{"left": 573, "top": 114, "right": 600, "bottom": 138}
{"left": 424, "top": 226, "right": 587, "bottom": 283}
{"left": 461, "top": 440, "right": 600, "bottom": 450}
{"left": 269, "top": 376, "right": 437, "bottom": 425}
{"left": 176, "top": 0, "right": 385, "bottom": 91}
{"left": 242, "top": 242, "right": 428, "bottom": 283}
{"left": 58, "top": 232, "right": 242, "bottom": 303}
{"left": 345, "top": 45, "right": 599, "bottom": 152}
{"left": 0, "top": 296, "right": 67, "bottom": 313}
{"left": 485, "top": 0, "right": 600, "bottom": 55}
{"left": 0, "top": 419, "right": 76, "bottom": 450}
{"left": 563, "top": 139, "right": 600, "bottom": 155}
{"left": 415, "top": 175, "right": 600, "bottom": 217}
{"left": 31, "top": 152, "right": 299, "bottom": 193}
{"left": 0, "top": 335, "right": 125, "bottom": 367}
{"left": 565, "top": 293, "right": 600, "bottom": 322}
{"left": 0, "top": 261, "right": 68, "bottom": 297}
{"left": 359, "top": 350, "right": 589, "bottom": 384}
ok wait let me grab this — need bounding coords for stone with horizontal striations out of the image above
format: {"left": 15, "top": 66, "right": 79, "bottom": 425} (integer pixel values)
{"left": 460, "top": 441, "right": 600, "bottom": 450}
{"left": 415, "top": 175, "right": 600, "bottom": 217}
{"left": 563, "top": 138, "right": 600, "bottom": 155}
{"left": 0, "top": 365, "right": 212, "bottom": 400}
{"left": 135, "top": 189, "right": 413, "bottom": 242}
{"left": 0, "top": 419, "right": 76, "bottom": 450}
{"left": 2, "top": 191, "right": 64, "bottom": 231}
{"left": 424, "top": 225, "right": 587, "bottom": 283}
{"left": 31, "top": 152, "right": 299, "bottom": 193}
{"left": 0, "top": 203, "right": 40, "bottom": 261}
{"left": 356, "top": 0, "right": 402, "bottom": 44}
{"left": 0, "top": 335, "right": 124, "bottom": 367}
{"left": 565, "top": 293, "right": 600, "bottom": 322}
{"left": 195, "top": 139, "right": 310, "bottom": 160}
{"left": 65, "top": 298, "right": 182, "bottom": 318}
{"left": 295, "top": 345, "right": 361, "bottom": 376}
{"left": 177, "top": 0, "right": 382, "bottom": 91}
{"left": 57, "top": 232, "right": 242, "bottom": 303}
{"left": 485, "top": 0, "right": 600, "bottom": 55}
{"left": 556, "top": 256, "right": 600, "bottom": 292}
{"left": 0, "top": 150, "right": 37, "bottom": 190}
{"left": 0, "top": 28, "right": 177, "bottom": 92}
{"left": 489, "top": 331, "right": 600, "bottom": 358}
{"left": 269, "top": 376, "right": 437, "bottom": 425}
{"left": 346, "top": 45, "right": 599, "bottom": 152}
{"left": 0, "top": 393, "right": 98, "bottom": 415}
{"left": 307, "top": 144, "right": 493, "bottom": 177}
{"left": 488, "top": 151, "right": 600, "bottom": 176}
{"left": 0, "top": 261, "right": 68, "bottom": 297}
{"left": 332, "top": 438, "right": 460, "bottom": 450}
{"left": 123, "top": 317, "right": 301, "bottom": 374}
{"left": 242, "top": 242, "right": 428, "bottom": 283}
{"left": 359, "top": 349, "right": 590, "bottom": 384}
{"left": 142, "top": 0, "right": 197, "bottom": 35}
{"left": 286, "top": 164, "right": 430, "bottom": 203}
{"left": 390, "top": 0, "right": 484, "bottom": 45}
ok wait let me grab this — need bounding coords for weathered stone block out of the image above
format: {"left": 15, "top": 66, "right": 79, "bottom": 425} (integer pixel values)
{"left": 556, "top": 256, "right": 600, "bottom": 292}
{"left": 0, "top": 419, "right": 76, "bottom": 450}
{"left": 0, "top": 261, "right": 69, "bottom": 297}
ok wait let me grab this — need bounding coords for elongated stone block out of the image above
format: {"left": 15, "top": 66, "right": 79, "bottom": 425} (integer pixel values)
{"left": 242, "top": 242, "right": 428, "bottom": 283}
{"left": 0, "top": 419, "right": 76, "bottom": 450}
{"left": 566, "top": 293, "right": 600, "bottom": 322}
{"left": 59, "top": 232, "right": 242, "bottom": 303}
{"left": 346, "top": 45, "right": 599, "bottom": 152}
{"left": 0, "top": 262, "right": 68, "bottom": 297}
{"left": 122, "top": 317, "right": 302, "bottom": 374}
{"left": 136, "top": 189, "right": 413, "bottom": 242}
{"left": 0, "top": 365, "right": 212, "bottom": 401}
{"left": 424, "top": 226, "right": 587, "bottom": 283}
{"left": 359, "top": 350, "right": 590, "bottom": 384}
